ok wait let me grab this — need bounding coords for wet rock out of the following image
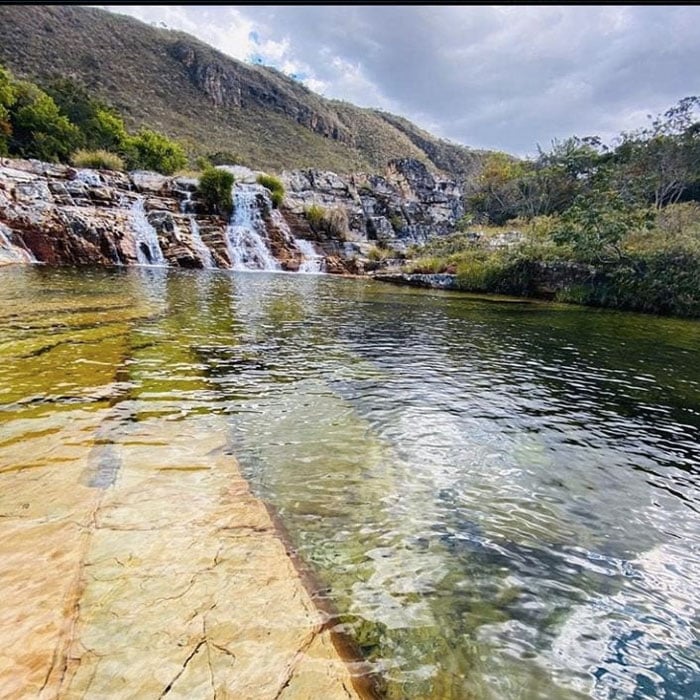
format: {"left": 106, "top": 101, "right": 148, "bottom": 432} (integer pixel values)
{"left": 372, "top": 272, "right": 459, "bottom": 290}
{"left": 0, "top": 414, "right": 367, "bottom": 699}
{"left": 1, "top": 155, "right": 466, "bottom": 273}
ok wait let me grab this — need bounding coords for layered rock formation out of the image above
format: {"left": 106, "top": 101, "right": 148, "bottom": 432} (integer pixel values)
{"left": 0, "top": 157, "right": 466, "bottom": 271}
{"left": 282, "top": 158, "right": 464, "bottom": 253}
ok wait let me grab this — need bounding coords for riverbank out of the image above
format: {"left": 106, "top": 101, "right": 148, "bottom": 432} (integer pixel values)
{"left": 0, "top": 410, "right": 371, "bottom": 698}
{"left": 373, "top": 250, "right": 700, "bottom": 318}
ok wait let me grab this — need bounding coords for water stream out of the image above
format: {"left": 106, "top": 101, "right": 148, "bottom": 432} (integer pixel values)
{"left": 1, "top": 267, "right": 698, "bottom": 699}
{"left": 225, "top": 184, "right": 280, "bottom": 271}
{"left": 296, "top": 238, "right": 326, "bottom": 273}
{"left": 180, "top": 191, "right": 215, "bottom": 269}
{"left": 130, "top": 197, "right": 167, "bottom": 266}
{"left": 0, "top": 224, "right": 36, "bottom": 264}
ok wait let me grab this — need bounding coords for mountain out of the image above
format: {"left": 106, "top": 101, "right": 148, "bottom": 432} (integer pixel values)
{"left": 0, "top": 5, "right": 486, "bottom": 177}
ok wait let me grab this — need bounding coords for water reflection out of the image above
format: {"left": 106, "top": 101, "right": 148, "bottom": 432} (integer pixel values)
{"left": 1, "top": 266, "right": 699, "bottom": 699}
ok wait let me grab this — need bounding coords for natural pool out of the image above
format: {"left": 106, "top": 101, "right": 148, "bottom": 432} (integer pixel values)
{"left": 1, "top": 266, "right": 699, "bottom": 699}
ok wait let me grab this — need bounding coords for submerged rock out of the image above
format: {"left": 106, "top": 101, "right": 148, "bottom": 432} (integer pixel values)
{"left": 0, "top": 414, "right": 370, "bottom": 698}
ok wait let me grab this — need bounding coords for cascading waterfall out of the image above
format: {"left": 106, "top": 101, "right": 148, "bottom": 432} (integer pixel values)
{"left": 130, "top": 197, "right": 167, "bottom": 266}
{"left": 268, "top": 204, "right": 326, "bottom": 274}
{"left": 225, "top": 184, "right": 280, "bottom": 271}
{"left": 0, "top": 224, "right": 36, "bottom": 264}
{"left": 295, "top": 239, "right": 325, "bottom": 274}
{"left": 180, "top": 192, "right": 214, "bottom": 269}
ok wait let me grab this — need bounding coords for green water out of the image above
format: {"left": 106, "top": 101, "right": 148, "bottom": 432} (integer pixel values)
{"left": 1, "top": 266, "right": 699, "bottom": 699}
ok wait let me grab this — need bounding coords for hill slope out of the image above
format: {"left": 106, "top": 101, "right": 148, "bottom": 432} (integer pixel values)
{"left": 0, "top": 5, "right": 485, "bottom": 177}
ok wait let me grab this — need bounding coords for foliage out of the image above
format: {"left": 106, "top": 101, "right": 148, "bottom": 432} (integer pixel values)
{"left": 71, "top": 148, "right": 124, "bottom": 171}
{"left": 0, "top": 61, "right": 189, "bottom": 173}
{"left": 124, "top": 127, "right": 187, "bottom": 175}
{"left": 389, "top": 213, "right": 404, "bottom": 232}
{"left": 8, "top": 81, "right": 81, "bottom": 162}
{"left": 0, "top": 64, "right": 16, "bottom": 155}
{"left": 303, "top": 203, "right": 348, "bottom": 239}
{"left": 44, "top": 77, "right": 127, "bottom": 152}
{"left": 552, "top": 183, "right": 652, "bottom": 263}
{"left": 304, "top": 203, "right": 325, "bottom": 229}
{"left": 404, "top": 256, "right": 448, "bottom": 274}
{"left": 455, "top": 251, "right": 507, "bottom": 292}
{"left": 324, "top": 206, "right": 349, "bottom": 238}
{"left": 197, "top": 166, "right": 234, "bottom": 217}
{"left": 256, "top": 173, "right": 284, "bottom": 208}
{"left": 367, "top": 245, "right": 401, "bottom": 262}
{"left": 613, "top": 96, "right": 700, "bottom": 209}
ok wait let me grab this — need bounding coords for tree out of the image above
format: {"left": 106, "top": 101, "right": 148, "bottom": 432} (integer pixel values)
{"left": 614, "top": 96, "right": 700, "bottom": 209}
{"left": 0, "top": 65, "right": 16, "bottom": 155}
{"left": 552, "top": 175, "right": 651, "bottom": 263}
{"left": 9, "top": 81, "right": 80, "bottom": 162}
{"left": 467, "top": 152, "right": 529, "bottom": 224}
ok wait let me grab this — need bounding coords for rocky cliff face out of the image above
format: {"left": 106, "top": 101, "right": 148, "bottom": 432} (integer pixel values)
{"left": 0, "top": 157, "right": 466, "bottom": 271}
{"left": 0, "top": 160, "right": 223, "bottom": 269}
{"left": 170, "top": 42, "right": 353, "bottom": 145}
{"left": 282, "top": 158, "right": 464, "bottom": 253}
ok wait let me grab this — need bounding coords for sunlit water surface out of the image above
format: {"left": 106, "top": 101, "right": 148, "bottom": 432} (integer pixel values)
{"left": 1, "top": 266, "right": 699, "bottom": 699}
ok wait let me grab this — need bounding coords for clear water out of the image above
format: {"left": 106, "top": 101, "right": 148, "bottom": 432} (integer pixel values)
{"left": 1, "top": 266, "right": 699, "bottom": 699}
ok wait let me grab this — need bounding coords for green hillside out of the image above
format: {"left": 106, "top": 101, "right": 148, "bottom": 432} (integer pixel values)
{"left": 0, "top": 5, "right": 486, "bottom": 176}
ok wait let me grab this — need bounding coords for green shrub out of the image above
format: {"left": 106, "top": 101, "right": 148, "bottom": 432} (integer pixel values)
{"left": 389, "top": 213, "right": 404, "bottom": 232}
{"left": 454, "top": 251, "right": 508, "bottom": 291}
{"left": 367, "top": 245, "right": 391, "bottom": 262}
{"left": 198, "top": 167, "right": 234, "bottom": 217}
{"left": 44, "top": 77, "right": 129, "bottom": 153}
{"left": 404, "top": 256, "right": 446, "bottom": 274}
{"left": 71, "top": 149, "right": 124, "bottom": 171}
{"left": 125, "top": 127, "right": 187, "bottom": 175}
{"left": 0, "top": 65, "right": 16, "bottom": 156}
{"left": 325, "top": 206, "right": 348, "bottom": 238}
{"left": 303, "top": 203, "right": 348, "bottom": 240}
{"left": 9, "top": 81, "right": 81, "bottom": 162}
{"left": 256, "top": 173, "right": 284, "bottom": 208}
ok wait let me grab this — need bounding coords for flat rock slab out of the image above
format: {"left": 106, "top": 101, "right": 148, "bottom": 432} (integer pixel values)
{"left": 0, "top": 413, "right": 365, "bottom": 699}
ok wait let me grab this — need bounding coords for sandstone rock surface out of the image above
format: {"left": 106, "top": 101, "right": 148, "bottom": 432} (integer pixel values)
{"left": 0, "top": 414, "right": 368, "bottom": 699}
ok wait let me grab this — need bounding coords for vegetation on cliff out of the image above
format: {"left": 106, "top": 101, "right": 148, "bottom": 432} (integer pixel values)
{"left": 0, "top": 62, "right": 186, "bottom": 174}
{"left": 405, "top": 97, "right": 700, "bottom": 317}
{"left": 256, "top": 174, "right": 284, "bottom": 208}
{"left": 198, "top": 166, "right": 234, "bottom": 216}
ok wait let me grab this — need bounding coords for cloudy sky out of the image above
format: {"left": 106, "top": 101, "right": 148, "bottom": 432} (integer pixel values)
{"left": 102, "top": 5, "right": 700, "bottom": 158}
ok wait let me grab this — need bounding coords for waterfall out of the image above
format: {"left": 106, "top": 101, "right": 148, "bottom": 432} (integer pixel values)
{"left": 268, "top": 206, "right": 326, "bottom": 274}
{"left": 130, "top": 198, "right": 167, "bottom": 266}
{"left": 295, "top": 239, "right": 325, "bottom": 274}
{"left": 225, "top": 184, "right": 280, "bottom": 271}
{"left": 180, "top": 192, "right": 214, "bottom": 269}
{"left": 0, "top": 224, "right": 36, "bottom": 264}
{"left": 75, "top": 169, "right": 102, "bottom": 187}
